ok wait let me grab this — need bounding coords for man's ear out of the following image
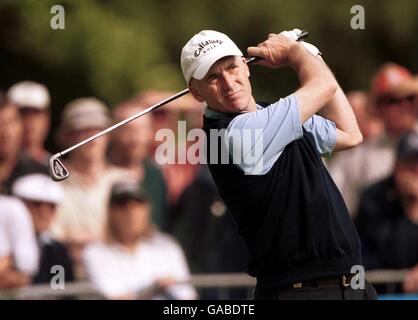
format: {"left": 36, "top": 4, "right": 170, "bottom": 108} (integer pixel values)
{"left": 189, "top": 80, "right": 205, "bottom": 103}
{"left": 241, "top": 57, "right": 250, "bottom": 77}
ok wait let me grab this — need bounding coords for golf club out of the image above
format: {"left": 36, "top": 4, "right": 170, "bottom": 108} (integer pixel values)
{"left": 49, "top": 30, "right": 308, "bottom": 181}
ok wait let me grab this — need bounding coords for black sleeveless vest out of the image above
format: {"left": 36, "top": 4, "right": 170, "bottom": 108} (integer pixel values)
{"left": 202, "top": 103, "right": 362, "bottom": 288}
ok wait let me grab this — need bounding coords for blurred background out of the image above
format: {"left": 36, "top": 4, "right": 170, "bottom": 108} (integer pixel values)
{"left": 1, "top": 0, "right": 417, "bottom": 151}
{"left": 0, "top": 0, "right": 418, "bottom": 300}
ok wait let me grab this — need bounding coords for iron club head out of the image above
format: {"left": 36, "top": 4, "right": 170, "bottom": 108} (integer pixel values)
{"left": 49, "top": 154, "right": 70, "bottom": 182}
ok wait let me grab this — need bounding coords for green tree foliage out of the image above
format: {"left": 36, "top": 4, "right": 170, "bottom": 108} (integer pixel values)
{"left": 1, "top": 0, "right": 417, "bottom": 107}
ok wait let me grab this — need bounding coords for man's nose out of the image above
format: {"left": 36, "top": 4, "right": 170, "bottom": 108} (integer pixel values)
{"left": 219, "top": 74, "right": 235, "bottom": 91}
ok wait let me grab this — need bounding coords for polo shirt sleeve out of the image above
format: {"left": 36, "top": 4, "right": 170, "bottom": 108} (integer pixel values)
{"left": 303, "top": 115, "right": 336, "bottom": 157}
{"left": 226, "top": 94, "right": 302, "bottom": 175}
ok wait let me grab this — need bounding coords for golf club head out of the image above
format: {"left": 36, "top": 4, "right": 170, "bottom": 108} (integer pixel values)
{"left": 49, "top": 154, "right": 70, "bottom": 182}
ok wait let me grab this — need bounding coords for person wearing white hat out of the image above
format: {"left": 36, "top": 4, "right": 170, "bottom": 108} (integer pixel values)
{"left": 7, "top": 81, "right": 51, "bottom": 165}
{"left": 52, "top": 98, "right": 127, "bottom": 272}
{"left": 12, "top": 173, "right": 75, "bottom": 284}
{"left": 0, "top": 92, "right": 48, "bottom": 195}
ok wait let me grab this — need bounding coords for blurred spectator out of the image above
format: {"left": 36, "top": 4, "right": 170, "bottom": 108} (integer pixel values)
{"left": 0, "top": 195, "right": 39, "bottom": 288}
{"left": 171, "top": 165, "right": 246, "bottom": 272}
{"left": 7, "top": 81, "right": 51, "bottom": 165}
{"left": 346, "top": 91, "right": 384, "bottom": 142}
{"left": 388, "top": 75, "right": 418, "bottom": 116}
{"left": 171, "top": 165, "right": 247, "bottom": 299}
{"left": 0, "top": 92, "right": 48, "bottom": 195}
{"left": 329, "top": 63, "right": 418, "bottom": 216}
{"left": 137, "top": 90, "right": 179, "bottom": 157}
{"left": 135, "top": 90, "right": 203, "bottom": 206}
{"left": 12, "top": 174, "right": 75, "bottom": 284}
{"left": 372, "top": 71, "right": 418, "bottom": 137}
{"left": 110, "top": 99, "right": 168, "bottom": 230}
{"left": 52, "top": 98, "right": 126, "bottom": 268}
{"left": 356, "top": 132, "right": 418, "bottom": 292}
{"left": 83, "top": 181, "right": 197, "bottom": 300}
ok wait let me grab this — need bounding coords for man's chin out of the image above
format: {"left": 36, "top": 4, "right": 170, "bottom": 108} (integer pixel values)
{"left": 224, "top": 99, "right": 247, "bottom": 113}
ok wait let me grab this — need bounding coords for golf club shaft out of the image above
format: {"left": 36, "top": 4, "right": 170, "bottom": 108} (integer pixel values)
{"left": 56, "top": 31, "right": 308, "bottom": 158}
{"left": 57, "top": 88, "right": 190, "bottom": 157}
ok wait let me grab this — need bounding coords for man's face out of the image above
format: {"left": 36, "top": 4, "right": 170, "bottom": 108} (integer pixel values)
{"left": 18, "top": 108, "right": 50, "bottom": 149}
{"left": 24, "top": 199, "right": 57, "bottom": 234}
{"left": 111, "top": 107, "right": 152, "bottom": 163}
{"left": 109, "top": 199, "right": 151, "bottom": 243}
{"left": 189, "top": 56, "right": 254, "bottom": 113}
{"left": 0, "top": 104, "right": 22, "bottom": 161}
{"left": 376, "top": 95, "right": 417, "bottom": 136}
{"left": 67, "top": 128, "right": 108, "bottom": 161}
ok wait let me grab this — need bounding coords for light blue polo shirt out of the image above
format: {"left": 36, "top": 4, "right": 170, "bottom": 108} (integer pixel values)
{"left": 204, "top": 94, "right": 336, "bottom": 175}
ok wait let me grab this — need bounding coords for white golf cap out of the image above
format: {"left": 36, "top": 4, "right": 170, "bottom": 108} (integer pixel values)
{"left": 181, "top": 30, "right": 243, "bottom": 83}
{"left": 12, "top": 174, "right": 64, "bottom": 205}
{"left": 61, "top": 97, "right": 111, "bottom": 131}
{"left": 7, "top": 81, "right": 50, "bottom": 110}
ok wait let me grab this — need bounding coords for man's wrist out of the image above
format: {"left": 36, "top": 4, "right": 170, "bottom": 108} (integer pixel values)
{"left": 287, "top": 42, "right": 310, "bottom": 67}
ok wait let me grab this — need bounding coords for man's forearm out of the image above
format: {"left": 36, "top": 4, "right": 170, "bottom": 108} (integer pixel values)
{"left": 319, "top": 85, "right": 363, "bottom": 150}
{"left": 289, "top": 42, "right": 362, "bottom": 151}
{"left": 289, "top": 43, "right": 337, "bottom": 123}
{"left": 288, "top": 43, "right": 332, "bottom": 85}
{"left": 246, "top": 33, "right": 337, "bottom": 122}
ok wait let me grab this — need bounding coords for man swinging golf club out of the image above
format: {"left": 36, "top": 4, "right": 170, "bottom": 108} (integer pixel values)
{"left": 47, "top": 31, "right": 309, "bottom": 181}
{"left": 181, "top": 29, "right": 377, "bottom": 300}
{"left": 47, "top": 28, "right": 377, "bottom": 300}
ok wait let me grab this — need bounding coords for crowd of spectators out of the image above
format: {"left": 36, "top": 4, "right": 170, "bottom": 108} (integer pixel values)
{"left": 0, "top": 62, "right": 417, "bottom": 298}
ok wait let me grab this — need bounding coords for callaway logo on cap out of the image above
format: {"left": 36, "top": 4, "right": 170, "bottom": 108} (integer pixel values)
{"left": 181, "top": 30, "right": 243, "bottom": 83}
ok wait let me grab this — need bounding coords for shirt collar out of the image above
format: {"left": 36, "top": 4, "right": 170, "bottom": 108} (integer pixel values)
{"left": 204, "top": 104, "right": 264, "bottom": 119}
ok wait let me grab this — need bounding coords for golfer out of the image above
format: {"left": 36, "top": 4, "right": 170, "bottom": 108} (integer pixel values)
{"left": 180, "top": 29, "right": 377, "bottom": 300}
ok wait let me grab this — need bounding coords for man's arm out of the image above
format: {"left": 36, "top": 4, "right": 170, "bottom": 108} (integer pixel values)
{"left": 226, "top": 95, "right": 303, "bottom": 175}
{"left": 248, "top": 32, "right": 362, "bottom": 152}
{"left": 318, "top": 85, "right": 363, "bottom": 151}
{"left": 247, "top": 33, "right": 337, "bottom": 123}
